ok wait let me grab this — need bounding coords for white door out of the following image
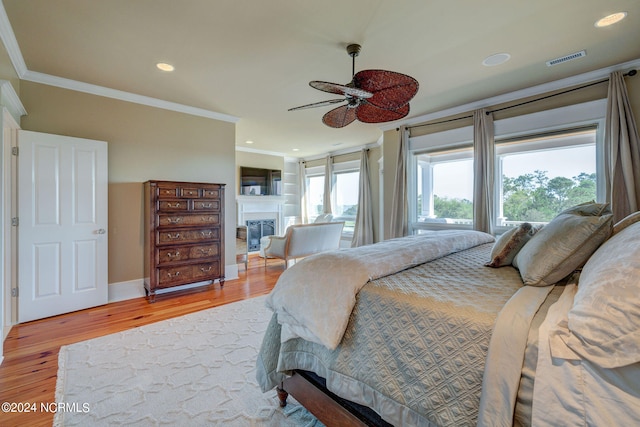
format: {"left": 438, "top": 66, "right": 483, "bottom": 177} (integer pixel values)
{"left": 18, "top": 130, "right": 108, "bottom": 322}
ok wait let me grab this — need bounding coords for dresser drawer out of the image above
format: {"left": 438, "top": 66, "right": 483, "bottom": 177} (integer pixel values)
{"left": 157, "top": 243, "right": 220, "bottom": 265}
{"left": 156, "top": 186, "right": 179, "bottom": 199}
{"left": 180, "top": 187, "right": 201, "bottom": 198}
{"left": 157, "top": 265, "right": 195, "bottom": 287}
{"left": 157, "top": 228, "right": 219, "bottom": 245}
{"left": 203, "top": 188, "right": 220, "bottom": 198}
{"left": 158, "top": 200, "right": 189, "bottom": 211}
{"left": 157, "top": 262, "right": 220, "bottom": 287}
{"left": 157, "top": 213, "right": 220, "bottom": 227}
{"left": 192, "top": 261, "right": 220, "bottom": 280}
{"left": 193, "top": 199, "right": 220, "bottom": 211}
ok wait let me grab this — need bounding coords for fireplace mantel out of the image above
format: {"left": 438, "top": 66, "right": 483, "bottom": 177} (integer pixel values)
{"left": 236, "top": 195, "right": 286, "bottom": 236}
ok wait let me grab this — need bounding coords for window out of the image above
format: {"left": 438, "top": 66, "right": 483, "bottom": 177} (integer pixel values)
{"left": 332, "top": 169, "right": 359, "bottom": 233}
{"left": 415, "top": 147, "right": 474, "bottom": 226}
{"left": 306, "top": 173, "right": 325, "bottom": 220}
{"left": 409, "top": 99, "right": 606, "bottom": 234}
{"left": 496, "top": 128, "right": 597, "bottom": 227}
{"left": 304, "top": 160, "right": 360, "bottom": 232}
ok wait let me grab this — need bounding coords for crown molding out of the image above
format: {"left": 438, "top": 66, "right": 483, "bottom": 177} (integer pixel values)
{"left": 383, "top": 57, "right": 640, "bottom": 131}
{"left": 21, "top": 70, "right": 239, "bottom": 123}
{"left": 0, "top": 80, "right": 27, "bottom": 123}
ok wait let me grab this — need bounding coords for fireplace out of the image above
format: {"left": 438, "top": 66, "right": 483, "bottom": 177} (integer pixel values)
{"left": 236, "top": 195, "right": 285, "bottom": 251}
{"left": 246, "top": 219, "right": 276, "bottom": 251}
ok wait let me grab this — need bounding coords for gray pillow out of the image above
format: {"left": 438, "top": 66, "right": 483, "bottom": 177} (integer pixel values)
{"left": 485, "top": 223, "right": 533, "bottom": 267}
{"left": 513, "top": 206, "right": 613, "bottom": 286}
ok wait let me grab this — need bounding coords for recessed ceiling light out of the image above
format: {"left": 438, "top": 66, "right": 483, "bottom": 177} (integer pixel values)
{"left": 595, "top": 12, "right": 627, "bottom": 27}
{"left": 292, "top": 148, "right": 299, "bottom": 152}
{"left": 482, "top": 53, "right": 511, "bottom": 67}
{"left": 245, "top": 140, "right": 254, "bottom": 144}
{"left": 156, "top": 62, "right": 175, "bottom": 72}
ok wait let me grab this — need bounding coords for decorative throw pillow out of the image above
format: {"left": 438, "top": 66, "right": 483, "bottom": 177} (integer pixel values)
{"left": 565, "top": 221, "right": 640, "bottom": 368}
{"left": 612, "top": 210, "right": 640, "bottom": 235}
{"left": 559, "top": 200, "right": 610, "bottom": 216}
{"left": 513, "top": 203, "right": 613, "bottom": 286}
{"left": 485, "top": 222, "right": 533, "bottom": 267}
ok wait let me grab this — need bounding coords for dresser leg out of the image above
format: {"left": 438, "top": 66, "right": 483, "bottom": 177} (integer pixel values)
{"left": 219, "top": 277, "right": 225, "bottom": 288}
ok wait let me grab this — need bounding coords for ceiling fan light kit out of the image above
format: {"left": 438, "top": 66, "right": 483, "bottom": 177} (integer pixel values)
{"left": 289, "top": 43, "right": 419, "bottom": 128}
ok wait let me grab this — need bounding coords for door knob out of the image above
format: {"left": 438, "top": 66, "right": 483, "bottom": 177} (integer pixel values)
{"left": 96, "top": 228, "right": 106, "bottom": 234}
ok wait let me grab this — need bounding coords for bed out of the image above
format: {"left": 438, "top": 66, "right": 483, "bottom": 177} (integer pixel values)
{"left": 256, "top": 204, "right": 640, "bottom": 426}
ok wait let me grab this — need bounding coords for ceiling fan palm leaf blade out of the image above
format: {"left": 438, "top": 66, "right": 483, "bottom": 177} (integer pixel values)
{"left": 322, "top": 105, "right": 357, "bottom": 128}
{"left": 288, "top": 99, "right": 345, "bottom": 111}
{"left": 356, "top": 102, "right": 410, "bottom": 124}
{"left": 310, "top": 81, "right": 372, "bottom": 98}
{"left": 353, "top": 70, "right": 419, "bottom": 110}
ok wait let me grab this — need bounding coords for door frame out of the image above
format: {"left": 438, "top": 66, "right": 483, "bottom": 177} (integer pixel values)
{"left": 2, "top": 110, "right": 18, "bottom": 335}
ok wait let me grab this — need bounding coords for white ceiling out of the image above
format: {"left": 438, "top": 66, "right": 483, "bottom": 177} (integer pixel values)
{"left": 3, "top": 0, "right": 640, "bottom": 158}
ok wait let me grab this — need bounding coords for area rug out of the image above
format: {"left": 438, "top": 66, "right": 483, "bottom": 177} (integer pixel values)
{"left": 54, "top": 296, "right": 322, "bottom": 426}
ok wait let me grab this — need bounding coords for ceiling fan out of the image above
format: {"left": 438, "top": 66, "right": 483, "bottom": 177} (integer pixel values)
{"left": 289, "top": 44, "right": 419, "bottom": 128}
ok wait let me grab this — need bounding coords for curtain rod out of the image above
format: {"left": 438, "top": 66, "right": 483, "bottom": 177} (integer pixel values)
{"left": 407, "top": 69, "right": 637, "bottom": 130}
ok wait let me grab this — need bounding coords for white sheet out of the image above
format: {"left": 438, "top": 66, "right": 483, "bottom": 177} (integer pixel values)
{"left": 532, "top": 284, "right": 640, "bottom": 426}
{"left": 265, "top": 230, "right": 494, "bottom": 350}
{"left": 477, "top": 285, "right": 554, "bottom": 427}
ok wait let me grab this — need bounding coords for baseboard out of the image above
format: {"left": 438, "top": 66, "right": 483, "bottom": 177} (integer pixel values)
{"left": 108, "top": 279, "right": 146, "bottom": 303}
{"left": 108, "top": 264, "right": 240, "bottom": 303}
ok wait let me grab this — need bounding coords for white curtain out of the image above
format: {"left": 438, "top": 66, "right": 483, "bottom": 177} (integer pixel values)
{"left": 390, "top": 126, "right": 409, "bottom": 238}
{"left": 604, "top": 71, "right": 640, "bottom": 222}
{"left": 473, "top": 108, "right": 495, "bottom": 234}
{"left": 299, "top": 161, "right": 309, "bottom": 223}
{"left": 351, "top": 149, "right": 374, "bottom": 247}
{"left": 323, "top": 155, "right": 333, "bottom": 214}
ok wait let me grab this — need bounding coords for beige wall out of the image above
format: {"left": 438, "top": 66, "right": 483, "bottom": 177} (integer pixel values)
{"left": 0, "top": 42, "right": 19, "bottom": 92}
{"left": 18, "top": 81, "right": 236, "bottom": 284}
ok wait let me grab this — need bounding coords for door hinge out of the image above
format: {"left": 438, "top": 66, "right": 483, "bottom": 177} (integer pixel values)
{"left": 11, "top": 287, "right": 18, "bottom": 297}
{"left": 11, "top": 147, "right": 18, "bottom": 156}
{"left": 11, "top": 217, "right": 19, "bottom": 226}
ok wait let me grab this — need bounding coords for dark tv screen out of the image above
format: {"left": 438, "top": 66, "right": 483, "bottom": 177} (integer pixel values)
{"left": 240, "top": 167, "right": 282, "bottom": 195}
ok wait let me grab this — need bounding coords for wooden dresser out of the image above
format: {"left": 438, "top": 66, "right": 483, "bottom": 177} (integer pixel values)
{"left": 144, "top": 180, "right": 225, "bottom": 302}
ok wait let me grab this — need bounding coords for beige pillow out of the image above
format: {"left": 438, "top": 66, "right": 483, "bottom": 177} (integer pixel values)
{"left": 559, "top": 200, "right": 610, "bottom": 216}
{"left": 612, "top": 211, "right": 640, "bottom": 235}
{"left": 513, "top": 209, "right": 613, "bottom": 286}
{"left": 565, "top": 221, "right": 640, "bottom": 368}
{"left": 486, "top": 223, "right": 533, "bottom": 267}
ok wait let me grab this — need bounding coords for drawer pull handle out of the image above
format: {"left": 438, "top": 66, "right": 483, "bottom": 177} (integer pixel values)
{"left": 187, "top": 191, "right": 195, "bottom": 195}
{"left": 201, "top": 231, "right": 213, "bottom": 237}
{"left": 167, "top": 233, "right": 181, "bottom": 239}
{"left": 202, "top": 216, "right": 215, "bottom": 222}
{"left": 167, "top": 202, "right": 181, "bottom": 208}
{"left": 198, "top": 248, "right": 212, "bottom": 255}
{"left": 168, "top": 217, "right": 182, "bottom": 224}
{"left": 168, "top": 271, "right": 181, "bottom": 278}
{"left": 201, "top": 203, "right": 213, "bottom": 208}
{"left": 200, "top": 266, "right": 212, "bottom": 272}
{"left": 167, "top": 251, "right": 180, "bottom": 258}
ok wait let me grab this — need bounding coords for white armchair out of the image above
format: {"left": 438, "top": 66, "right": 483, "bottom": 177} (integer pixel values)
{"left": 262, "top": 222, "right": 344, "bottom": 268}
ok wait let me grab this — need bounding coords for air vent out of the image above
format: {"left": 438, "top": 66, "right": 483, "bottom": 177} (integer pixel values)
{"left": 546, "top": 50, "right": 586, "bottom": 67}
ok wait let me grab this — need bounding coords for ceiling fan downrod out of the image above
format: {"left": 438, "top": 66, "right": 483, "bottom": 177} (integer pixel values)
{"left": 347, "top": 44, "right": 361, "bottom": 77}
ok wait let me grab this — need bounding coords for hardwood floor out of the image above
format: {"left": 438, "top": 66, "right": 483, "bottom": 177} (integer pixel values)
{"left": 0, "top": 255, "right": 283, "bottom": 427}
